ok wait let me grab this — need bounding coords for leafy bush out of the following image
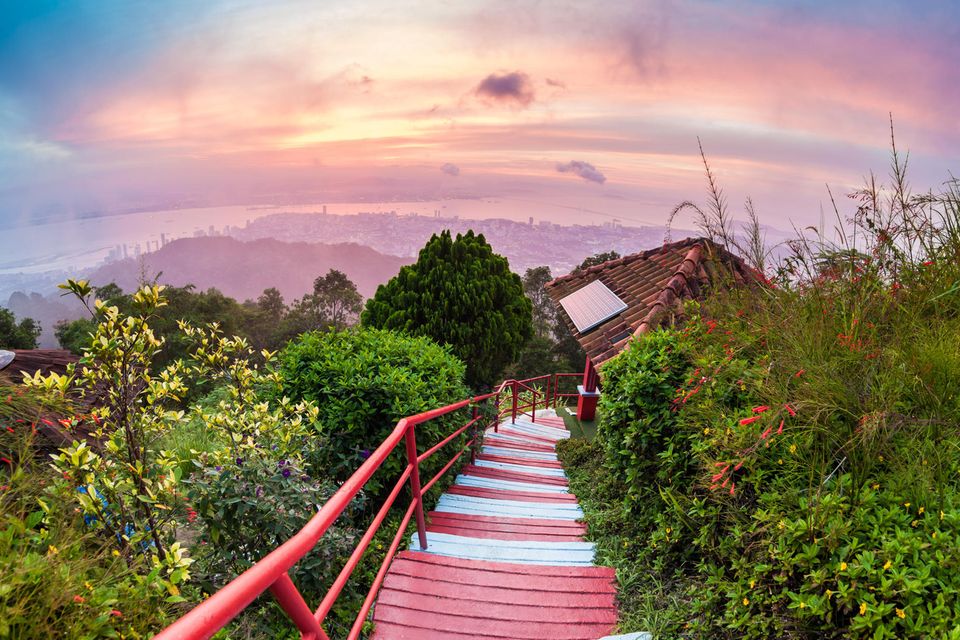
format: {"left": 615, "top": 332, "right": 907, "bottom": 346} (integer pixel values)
{"left": 0, "top": 381, "right": 174, "bottom": 639}
{"left": 597, "top": 329, "right": 692, "bottom": 512}
{"left": 278, "top": 328, "right": 471, "bottom": 496}
{"left": 572, "top": 143, "right": 960, "bottom": 638}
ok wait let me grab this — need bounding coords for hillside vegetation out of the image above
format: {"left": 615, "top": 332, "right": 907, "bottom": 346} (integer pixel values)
{"left": 558, "top": 142, "right": 960, "bottom": 638}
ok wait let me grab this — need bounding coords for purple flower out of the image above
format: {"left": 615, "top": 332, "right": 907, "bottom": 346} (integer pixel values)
{"left": 360, "top": 449, "right": 371, "bottom": 460}
{"left": 256, "top": 486, "right": 264, "bottom": 497}
{"left": 282, "top": 468, "right": 292, "bottom": 478}
{"left": 215, "top": 466, "right": 222, "bottom": 472}
{"left": 235, "top": 457, "right": 244, "bottom": 466}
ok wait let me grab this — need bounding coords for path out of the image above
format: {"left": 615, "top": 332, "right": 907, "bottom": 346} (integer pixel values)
{"left": 371, "top": 409, "right": 649, "bottom": 640}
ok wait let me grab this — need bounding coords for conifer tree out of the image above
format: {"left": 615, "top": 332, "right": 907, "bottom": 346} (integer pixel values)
{"left": 362, "top": 230, "right": 532, "bottom": 387}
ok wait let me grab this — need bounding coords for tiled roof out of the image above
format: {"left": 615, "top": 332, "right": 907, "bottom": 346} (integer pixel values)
{"left": 0, "top": 349, "right": 78, "bottom": 380}
{"left": 545, "top": 237, "right": 759, "bottom": 365}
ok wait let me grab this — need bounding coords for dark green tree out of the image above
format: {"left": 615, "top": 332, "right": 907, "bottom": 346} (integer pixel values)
{"left": 575, "top": 250, "right": 620, "bottom": 272}
{"left": 522, "top": 266, "right": 555, "bottom": 339}
{"left": 0, "top": 308, "right": 40, "bottom": 349}
{"left": 362, "top": 230, "right": 532, "bottom": 387}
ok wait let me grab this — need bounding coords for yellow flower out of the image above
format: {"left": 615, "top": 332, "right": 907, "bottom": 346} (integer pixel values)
{"left": 932, "top": 531, "right": 938, "bottom": 539}
{"left": 666, "top": 527, "right": 672, "bottom": 534}
{"left": 112, "top": 549, "right": 120, "bottom": 557}
{"left": 703, "top": 427, "right": 711, "bottom": 435}
{"left": 940, "top": 510, "right": 945, "bottom": 521}
{"left": 777, "top": 458, "right": 783, "bottom": 465}
{"left": 918, "top": 506, "right": 925, "bottom": 514}
{"left": 47, "top": 545, "right": 59, "bottom": 556}
{"left": 859, "top": 602, "right": 867, "bottom": 616}
{"left": 789, "top": 444, "right": 797, "bottom": 454}
{"left": 84, "top": 581, "right": 93, "bottom": 591}
{"left": 883, "top": 559, "right": 892, "bottom": 570}
{"left": 896, "top": 608, "right": 906, "bottom": 619}
{"left": 825, "top": 590, "right": 833, "bottom": 599}
{"left": 871, "top": 483, "right": 880, "bottom": 490}
{"left": 749, "top": 579, "right": 755, "bottom": 589}
{"left": 798, "top": 601, "right": 806, "bottom": 609}
{"left": 911, "top": 519, "right": 919, "bottom": 527}
{"left": 742, "top": 597, "right": 750, "bottom": 606}
{"left": 840, "top": 562, "right": 848, "bottom": 571}
{"left": 903, "top": 502, "right": 911, "bottom": 508}
{"left": 878, "top": 454, "right": 884, "bottom": 462}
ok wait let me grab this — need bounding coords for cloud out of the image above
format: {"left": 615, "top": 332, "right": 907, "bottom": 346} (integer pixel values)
{"left": 556, "top": 160, "right": 606, "bottom": 184}
{"left": 545, "top": 77, "right": 567, "bottom": 89}
{"left": 440, "top": 162, "right": 460, "bottom": 176}
{"left": 474, "top": 71, "right": 535, "bottom": 107}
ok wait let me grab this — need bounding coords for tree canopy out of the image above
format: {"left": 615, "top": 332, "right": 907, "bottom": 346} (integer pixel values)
{"left": 0, "top": 307, "right": 40, "bottom": 349}
{"left": 361, "top": 230, "right": 532, "bottom": 387}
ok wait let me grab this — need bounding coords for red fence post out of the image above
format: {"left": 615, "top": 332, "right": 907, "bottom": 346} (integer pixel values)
{"left": 511, "top": 381, "right": 518, "bottom": 424}
{"left": 268, "top": 573, "right": 328, "bottom": 640}
{"left": 404, "top": 423, "right": 428, "bottom": 550}
{"left": 470, "top": 404, "right": 479, "bottom": 464}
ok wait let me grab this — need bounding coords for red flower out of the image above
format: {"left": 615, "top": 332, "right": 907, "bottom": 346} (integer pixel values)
{"left": 794, "top": 369, "right": 805, "bottom": 378}
{"left": 752, "top": 406, "right": 770, "bottom": 414}
{"left": 73, "top": 595, "right": 85, "bottom": 604}
{"left": 739, "top": 416, "right": 760, "bottom": 426}
{"left": 777, "top": 419, "right": 784, "bottom": 435}
{"left": 784, "top": 404, "right": 796, "bottom": 417}
{"left": 110, "top": 610, "right": 123, "bottom": 617}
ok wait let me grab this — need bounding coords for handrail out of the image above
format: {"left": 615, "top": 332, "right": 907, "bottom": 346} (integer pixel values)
{"left": 156, "top": 373, "right": 578, "bottom": 640}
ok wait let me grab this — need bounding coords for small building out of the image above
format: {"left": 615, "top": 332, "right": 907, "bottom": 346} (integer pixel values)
{"left": 545, "top": 237, "right": 759, "bottom": 419}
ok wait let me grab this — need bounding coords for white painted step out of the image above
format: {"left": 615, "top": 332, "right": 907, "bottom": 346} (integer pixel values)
{"left": 409, "top": 531, "right": 596, "bottom": 566}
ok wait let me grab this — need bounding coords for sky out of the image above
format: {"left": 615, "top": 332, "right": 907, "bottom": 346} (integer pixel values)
{"left": 0, "top": 0, "right": 958, "bottom": 231}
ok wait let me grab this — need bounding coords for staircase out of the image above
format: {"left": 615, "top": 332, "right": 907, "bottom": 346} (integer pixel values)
{"left": 371, "top": 410, "right": 646, "bottom": 640}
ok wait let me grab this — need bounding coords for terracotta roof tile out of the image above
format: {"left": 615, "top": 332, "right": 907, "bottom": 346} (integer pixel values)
{"left": 545, "top": 237, "right": 761, "bottom": 365}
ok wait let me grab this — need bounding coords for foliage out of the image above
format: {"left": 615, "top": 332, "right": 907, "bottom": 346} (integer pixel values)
{"left": 0, "top": 307, "right": 40, "bottom": 349}
{"left": 566, "top": 136, "right": 960, "bottom": 638}
{"left": 280, "top": 269, "right": 364, "bottom": 340}
{"left": 0, "top": 376, "right": 175, "bottom": 639}
{"left": 574, "top": 251, "right": 620, "bottom": 272}
{"left": 522, "top": 266, "right": 555, "bottom": 339}
{"left": 362, "top": 230, "right": 532, "bottom": 387}
{"left": 30, "top": 281, "right": 194, "bottom": 593}
{"left": 596, "top": 330, "right": 691, "bottom": 512}
{"left": 277, "top": 328, "right": 471, "bottom": 496}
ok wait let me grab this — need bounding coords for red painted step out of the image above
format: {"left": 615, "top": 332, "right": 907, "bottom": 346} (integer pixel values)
{"left": 390, "top": 551, "right": 615, "bottom": 582}
{"left": 376, "top": 588, "right": 618, "bottom": 624}
{"left": 475, "top": 453, "right": 563, "bottom": 469}
{"left": 374, "top": 606, "right": 614, "bottom": 640}
{"left": 427, "top": 512, "right": 586, "bottom": 535}
{"left": 446, "top": 484, "right": 577, "bottom": 504}
{"left": 461, "top": 465, "right": 569, "bottom": 487}
{"left": 381, "top": 573, "right": 617, "bottom": 608}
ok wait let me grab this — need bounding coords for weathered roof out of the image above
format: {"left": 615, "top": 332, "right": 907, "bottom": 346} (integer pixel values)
{"left": 0, "top": 349, "right": 78, "bottom": 380}
{"left": 545, "top": 237, "right": 759, "bottom": 365}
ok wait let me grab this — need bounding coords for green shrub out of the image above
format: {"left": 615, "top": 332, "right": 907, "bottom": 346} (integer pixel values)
{"left": 596, "top": 329, "right": 692, "bottom": 513}
{"left": 0, "top": 382, "right": 174, "bottom": 639}
{"left": 278, "top": 328, "right": 472, "bottom": 496}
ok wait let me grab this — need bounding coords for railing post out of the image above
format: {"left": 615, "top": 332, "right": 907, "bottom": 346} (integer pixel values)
{"left": 404, "top": 423, "right": 428, "bottom": 550}
{"left": 532, "top": 388, "right": 537, "bottom": 423}
{"left": 511, "top": 381, "right": 518, "bottom": 424}
{"left": 470, "top": 404, "right": 479, "bottom": 464}
{"left": 269, "top": 572, "right": 328, "bottom": 640}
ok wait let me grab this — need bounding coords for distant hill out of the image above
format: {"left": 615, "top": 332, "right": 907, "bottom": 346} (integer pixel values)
{"left": 87, "top": 236, "right": 412, "bottom": 302}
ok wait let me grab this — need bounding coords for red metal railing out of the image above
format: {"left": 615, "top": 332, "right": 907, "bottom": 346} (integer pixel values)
{"left": 155, "top": 373, "right": 576, "bottom": 640}
{"left": 552, "top": 372, "right": 582, "bottom": 408}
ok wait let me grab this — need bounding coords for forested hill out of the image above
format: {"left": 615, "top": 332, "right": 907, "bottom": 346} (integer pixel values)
{"left": 87, "top": 236, "right": 413, "bottom": 302}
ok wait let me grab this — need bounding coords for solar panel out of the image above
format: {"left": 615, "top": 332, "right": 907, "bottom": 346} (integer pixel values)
{"left": 558, "top": 280, "right": 627, "bottom": 333}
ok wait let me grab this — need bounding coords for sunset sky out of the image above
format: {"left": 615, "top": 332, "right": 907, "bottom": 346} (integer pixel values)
{"left": 1, "top": 0, "right": 958, "bottom": 230}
